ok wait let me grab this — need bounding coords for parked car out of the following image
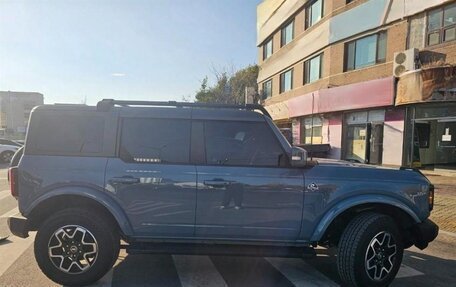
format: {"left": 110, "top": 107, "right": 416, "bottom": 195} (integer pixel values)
{"left": 8, "top": 99, "right": 438, "bottom": 287}
{"left": 0, "top": 141, "right": 20, "bottom": 163}
{"left": 0, "top": 139, "right": 23, "bottom": 147}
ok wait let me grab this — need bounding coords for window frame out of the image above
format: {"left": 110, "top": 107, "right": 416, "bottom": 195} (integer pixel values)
{"left": 280, "top": 68, "right": 294, "bottom": 93}
{"left": 25, "top": 111, "right": 116, "bottom": 157}
{"left": 344, "top": 31, "right": 387, "bottom": 72}
{"left": 263, "top": 38, "right": 273, "bottom": 60}
{"left": 303, "top": 53, "right": 323, "bottom": 84}
{"left": 281, "top": 20, "right": 294, "bottom": 47}
{"left": 426, "top": 3, "right": 456, "bottom": 46}
{"left": 262, "top": 79, "right": 273, "bottom": 99}
{"left": 200, "top": 120, "right": 289, "bottom": 168}
{"left": 119, "top": 117, "right": 192, "bottom": 165}
{"left": 305, "top": 0, "right": 324, "bottom": 29}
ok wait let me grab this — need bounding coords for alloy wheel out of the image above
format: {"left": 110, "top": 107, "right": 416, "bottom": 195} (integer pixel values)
{"left": 48, "top": 225, "right": 98, "bottom": 274}
{"left": 365, "top": 231, "right": 397, "bottom": 281}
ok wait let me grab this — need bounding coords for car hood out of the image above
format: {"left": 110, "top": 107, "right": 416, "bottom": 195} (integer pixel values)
{"left": 314, "top": 158, "right": 397, "bottom": 169}
{"left": 311, "top": 158, "right": 430, "bottom": 183}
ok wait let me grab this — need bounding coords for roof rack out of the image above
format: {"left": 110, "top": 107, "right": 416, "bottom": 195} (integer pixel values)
{"left": 96, "top": 99, "right": 271, "bottom": 118}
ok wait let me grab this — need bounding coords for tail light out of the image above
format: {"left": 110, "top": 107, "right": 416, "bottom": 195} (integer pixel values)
{"left": 428, "top": 184, "right": 434, "bottom": 211}
{"left": 8, "top": 167, "right": 18, "bottom": 197}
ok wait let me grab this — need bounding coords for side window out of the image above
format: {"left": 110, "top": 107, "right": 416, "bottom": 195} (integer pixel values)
{"left": 120, "top": 118, "right": 190, "bottom": 164}
{"left": 204, "top": 121, "right": 285, "bottom": 167}
{"left": 31, "top": 114, "right": 104, "bottom": 155}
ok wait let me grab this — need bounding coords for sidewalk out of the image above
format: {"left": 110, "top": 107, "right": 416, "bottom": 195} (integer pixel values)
{"left": 422, "top": 172, "right": 456, "bottom": 233}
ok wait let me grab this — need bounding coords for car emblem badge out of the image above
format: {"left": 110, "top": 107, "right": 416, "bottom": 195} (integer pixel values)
{"left": 307, "top": 183, "right": 319, "bottom": 192}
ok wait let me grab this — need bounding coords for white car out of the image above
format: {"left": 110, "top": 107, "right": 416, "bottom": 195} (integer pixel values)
{"left": 0, "top": 144, "right": 19, "bottom": 163}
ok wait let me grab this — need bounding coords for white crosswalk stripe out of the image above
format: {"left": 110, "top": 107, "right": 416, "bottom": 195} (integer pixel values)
{"left": 173, "top": 255, "right": 228, "bottom": 287}
{"left": 0, "top": 206, "right": 19, "bottom": 218}
{"left": 0, "top": 232, "right": 36, "bottom": 277}
{"left": 0, "top": 189, "right": 11, "bottom": 201}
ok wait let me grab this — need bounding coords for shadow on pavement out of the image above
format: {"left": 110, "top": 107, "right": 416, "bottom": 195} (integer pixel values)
{"left": 0, "top": 236, "right": 10, "bottom": 244}
{"left": 110, "top": 254, "right": 181, "bottom": 287}
{"left": 393, "top": 249, "right": 456, "bottom": 287}
{"left": 302, "top": 246, "right": 456, "bottom": 287}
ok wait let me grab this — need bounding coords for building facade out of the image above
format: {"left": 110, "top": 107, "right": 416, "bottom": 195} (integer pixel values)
{"left": 257, "top": 0, "right": 456, "bottom": 170}
{"left": 0, "top": 91, "right": 44, "bottom": 138}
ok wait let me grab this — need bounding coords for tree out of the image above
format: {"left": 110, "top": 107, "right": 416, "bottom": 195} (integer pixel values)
{"left": 195, "top": 77, "right": 215, "bottom": 103}
{"left": 195, "top": 64, "right": 259, "bottom": 104}
{"left": 229, "top": 65, "right": 259, "bottom": 104}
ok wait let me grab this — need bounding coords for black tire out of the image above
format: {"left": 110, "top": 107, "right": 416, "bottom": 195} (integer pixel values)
{"left": 34, "top": 208, "right": 120, "bottom": 286}
{"left": 337, "top": 213, "right": 403, "bottom": 287}
{"left": 0, "top": 150, "right": 14, "bottom": 163}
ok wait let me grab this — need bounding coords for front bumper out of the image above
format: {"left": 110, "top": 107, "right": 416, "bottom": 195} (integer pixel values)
{"left": 7, "top": 216, "right": 29, "bottom": 238}
{"left": 412, "top": 219, "right": 439, "bottom": 249}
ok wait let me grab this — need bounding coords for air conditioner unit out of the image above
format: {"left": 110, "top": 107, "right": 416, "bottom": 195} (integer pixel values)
{"left": 393, "top": 48, "right": 419, "bottom": 77}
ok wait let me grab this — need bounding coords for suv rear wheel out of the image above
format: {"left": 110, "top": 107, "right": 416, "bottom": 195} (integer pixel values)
{"left": 337, "top": 212, "right": 403, "bottom": 287}
{"left": 1, "top": 150, "right": 14, "bottom": 163}
{"left": 34, "top": 208, "right": 120, "bottom": 286}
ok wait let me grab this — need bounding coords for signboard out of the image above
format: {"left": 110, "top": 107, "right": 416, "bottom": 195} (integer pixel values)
{"left": 442, "top": 128, "right": 452, "bottom": 142}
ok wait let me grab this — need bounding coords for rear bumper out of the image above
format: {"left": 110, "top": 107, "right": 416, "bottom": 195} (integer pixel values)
{"left": 7, "top": 216, "right": 29, "bottom": 238}
{"left": 412, "top": 219, "right": 439, "bottom": 249}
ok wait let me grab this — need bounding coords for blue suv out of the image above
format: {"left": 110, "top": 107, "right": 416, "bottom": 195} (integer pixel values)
{"left": 8, "top": 99, "right": 438, "bottom": 286}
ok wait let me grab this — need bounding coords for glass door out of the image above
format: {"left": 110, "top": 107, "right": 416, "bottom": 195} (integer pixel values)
{"left": 435, "top": 120, "right": 456, "bottom": 169}
{"left": 369, "top": 123, "right": 384, "bottom": 165}
{"left": 345, "top": 124, "right": 368, "bottom": 163}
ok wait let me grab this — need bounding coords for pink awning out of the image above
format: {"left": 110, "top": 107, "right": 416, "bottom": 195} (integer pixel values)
{"left": 267, "top": 77, "right": 395, "bottom": 119}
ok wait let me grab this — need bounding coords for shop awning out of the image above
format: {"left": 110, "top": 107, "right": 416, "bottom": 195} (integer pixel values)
{"left": 264, "top": 77, "right": 394, "bottom": 120}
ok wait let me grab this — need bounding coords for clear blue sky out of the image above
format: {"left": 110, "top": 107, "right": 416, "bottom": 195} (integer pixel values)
{"left": 0, "top": 0, "right": 262, "bottom": 104}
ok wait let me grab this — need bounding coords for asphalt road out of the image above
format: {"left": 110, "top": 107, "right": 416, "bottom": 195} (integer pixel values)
{"left": 0, "top": 166, "right": 455, "bottom": 287}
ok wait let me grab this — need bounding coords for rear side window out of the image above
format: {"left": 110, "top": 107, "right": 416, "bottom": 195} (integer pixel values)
{"left": 204, "top": 121, "right": 285, "bottom": 167}
{"left": 120, "top": 118, "right": 191, "bottom": 164}
{"left": 31, "top": 114, "right": 104, "bottom": 155}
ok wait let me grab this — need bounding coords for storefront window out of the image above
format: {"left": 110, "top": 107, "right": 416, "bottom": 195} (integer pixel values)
{"left": 300, "top": 116, "right": 323, "bottom": 144}
{"left": 415, "top": 105, "right": 456, "bottom": 119}
{"left": 410, "top": 105, "right": 456, "bottom": 170}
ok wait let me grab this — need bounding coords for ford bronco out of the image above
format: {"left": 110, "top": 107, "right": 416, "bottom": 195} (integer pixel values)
{"left": 8, "top": 99, "right": 438, "bottom": 286}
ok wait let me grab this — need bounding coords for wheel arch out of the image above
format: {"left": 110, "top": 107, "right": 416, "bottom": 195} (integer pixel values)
{"left": 311, "top": 195, "right": 420, "bottom": 245}
{"left": 26, "top": 187, "right": 133, "bottom": 237}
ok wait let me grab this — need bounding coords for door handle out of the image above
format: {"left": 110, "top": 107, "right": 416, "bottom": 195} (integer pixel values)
{"left": 111, "top": 176, "right": 140, "bottom": 184}
{"left": 203, "top": 180, "right": 233, "bottom": 187}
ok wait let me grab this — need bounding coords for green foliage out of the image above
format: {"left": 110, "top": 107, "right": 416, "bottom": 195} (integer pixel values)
{"left": 195, "top": 65, "right": 259, "bottom": 104}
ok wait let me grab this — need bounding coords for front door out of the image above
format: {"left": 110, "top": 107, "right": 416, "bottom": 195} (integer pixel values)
{"left": 345, "top": 124, "right": 368, "bottom": 163}
{"left": 105, "top": 117, "right": 196, "bottom": 237}
{"left": 345, "top": 123, "right": 384, "bottom": 164}
{"left": 193, "top": 120, "right": 304, "bottom": 240}
{"left": 369, "top": 123, "right": 384, "bottom": 165}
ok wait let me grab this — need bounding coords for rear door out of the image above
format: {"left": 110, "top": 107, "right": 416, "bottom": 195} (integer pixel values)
{"left": 193, "top": 119, "right": 304, "bottom": 240}
{"left": 105, "top": 111, "right": 197, "bottom": 237}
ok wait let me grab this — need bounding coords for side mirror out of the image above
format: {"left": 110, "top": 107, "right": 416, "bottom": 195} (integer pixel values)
{"left": 291, "top": 146, "right": 307, "bottom": 167}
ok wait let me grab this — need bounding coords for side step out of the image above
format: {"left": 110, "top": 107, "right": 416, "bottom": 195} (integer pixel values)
{"left": 125, "top": 242, "right": 315, "bottom": 258}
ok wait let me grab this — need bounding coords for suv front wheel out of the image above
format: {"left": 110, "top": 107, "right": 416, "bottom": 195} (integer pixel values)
{"left": 337, "top": 212, "right": 404, "bottom": 287}
{"left": 34, "top": 208, "right": 120, "bottom": 286}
